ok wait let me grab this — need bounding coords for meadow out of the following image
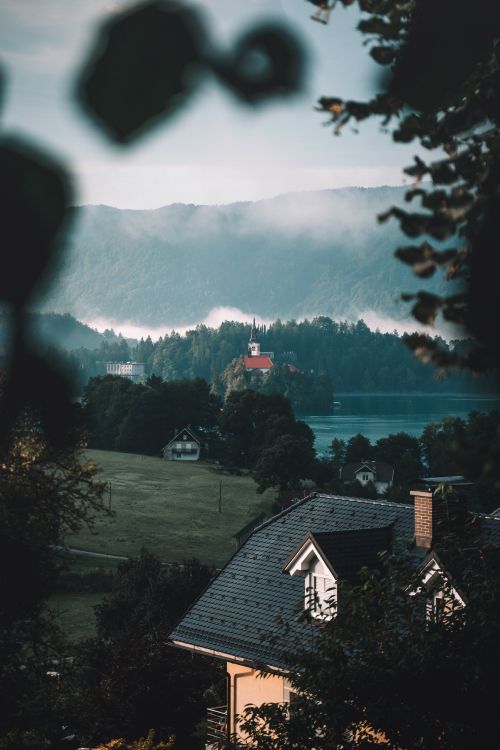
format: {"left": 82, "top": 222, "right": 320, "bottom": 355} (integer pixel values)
{"left": 66, "top": 450, "right": 274, "bottom": 566}
{"left": 53, "top": 450, "right": 274, "bottom": 641}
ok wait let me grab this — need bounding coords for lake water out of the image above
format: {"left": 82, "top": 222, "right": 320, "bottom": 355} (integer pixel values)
{"left": 305, "top": 393, "right": 500, "bottom": 455}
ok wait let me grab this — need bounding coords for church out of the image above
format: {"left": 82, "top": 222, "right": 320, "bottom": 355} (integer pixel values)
{"left": 243, "top": 318, "right": 273, "bottom": 373}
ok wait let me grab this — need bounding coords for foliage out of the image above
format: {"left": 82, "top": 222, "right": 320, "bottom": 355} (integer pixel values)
{"left": 217, "top": 389, "right": 316, "bottom": 491}
{"left": 420, "top": 410, "right": 500, "bottom": 496}
{"left": 64, "top": 551, "right": 220, "bottom": 749}
{"left": 0, "top": 404, "right": 105, "bottom": 746}
{"left": 96, "top": 729, "right": 176, "bottom": 750}
{"left": 83, "top": 375, "right": 221, "bottom": 455}
{"left": 67, "top": 317, "right": 497, "bottom": 397}
{"left": 231, "top": 533, "right": 500, "bottom": 750}
{"left": 316, "top": 0, "right": 500, "bottom": 380}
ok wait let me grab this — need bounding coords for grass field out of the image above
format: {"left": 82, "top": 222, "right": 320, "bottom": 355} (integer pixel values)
{"left": 66, "top": 450, "right": 274, "bottom": 567}
{"left": 54, "top": 451, "right": 274, "bottom": 641}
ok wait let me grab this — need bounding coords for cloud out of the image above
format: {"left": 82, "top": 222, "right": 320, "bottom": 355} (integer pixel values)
{"left": 82, "top": 307, "right": 273, "bottom": 341}
{"left": 75, "top": 159, "right": 406, "bottom": 210}
{"left": 82, "top": 305, "right": 465, "bottom": 344}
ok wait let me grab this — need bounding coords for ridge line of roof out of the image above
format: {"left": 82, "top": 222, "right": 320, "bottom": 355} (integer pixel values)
{"left": 314, "top": 493, "right": 413, "bottom": 509}
{"left": 244, "top": 492, "right": 413, "bottom": 546}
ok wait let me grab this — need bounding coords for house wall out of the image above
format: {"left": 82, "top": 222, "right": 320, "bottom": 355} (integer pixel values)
{"left": 170, "top": 447, "right": 200, "bottom": 461}
{"left": 356, "top": 470, "right": 375, "bottom": 485}
{"left": 227, "top": 663, "right": 286, "bottom": 738}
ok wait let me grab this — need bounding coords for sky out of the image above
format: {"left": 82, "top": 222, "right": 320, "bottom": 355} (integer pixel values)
{"left": 0, "top": 0, "right": 425, "bottom": 209}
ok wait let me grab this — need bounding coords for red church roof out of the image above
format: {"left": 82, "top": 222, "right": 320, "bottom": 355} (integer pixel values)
{"left": 244, "top": 355, "right": 273, "bottom": 370}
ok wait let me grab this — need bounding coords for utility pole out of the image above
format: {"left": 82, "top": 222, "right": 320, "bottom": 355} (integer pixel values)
{"left": 108, "top": 481, "right": 112, "bottom": 511}
{"left": 218, "top": 480, "right": 222, "bottom": 513}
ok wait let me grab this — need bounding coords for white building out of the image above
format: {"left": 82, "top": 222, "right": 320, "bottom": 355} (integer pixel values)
{"left": 105, "top": 361, "right": 145, "bottom": 383}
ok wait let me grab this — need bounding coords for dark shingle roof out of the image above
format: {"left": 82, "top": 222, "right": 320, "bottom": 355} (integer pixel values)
{"left": 340, "top": 461, "right": 394, "bottom": 483}
{"left": 169, "top": 493, "right": 414, "bottom": 667}
{"left": 311, "top": 526, "right": 394, "bottom": 579}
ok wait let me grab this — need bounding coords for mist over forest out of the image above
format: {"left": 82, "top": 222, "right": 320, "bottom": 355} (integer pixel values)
{"left": 41, "top": 186, "right": 455, "bottom": 328}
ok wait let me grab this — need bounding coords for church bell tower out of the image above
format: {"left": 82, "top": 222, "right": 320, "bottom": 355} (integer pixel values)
{"left": 248, "top": 317, "right": 261, "bottom": 357}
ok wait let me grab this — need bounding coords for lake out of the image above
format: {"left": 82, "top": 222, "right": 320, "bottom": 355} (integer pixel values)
{"left": 305, "top": 393, "right": 500, "bottom": 455}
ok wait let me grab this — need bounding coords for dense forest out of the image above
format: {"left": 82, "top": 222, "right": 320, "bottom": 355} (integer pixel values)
{"left": 15, "top": 313, "right": 497, "bottom": 399}
{"left": 145, "top": 318, "right": 496, "bottom": 394}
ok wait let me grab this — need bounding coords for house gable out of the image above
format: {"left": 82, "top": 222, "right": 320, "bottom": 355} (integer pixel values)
{"left": 283, "top": 533, "right": 338, "bottom": 620}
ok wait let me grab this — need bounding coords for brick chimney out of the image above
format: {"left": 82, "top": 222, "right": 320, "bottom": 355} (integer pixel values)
{"left": 411, "top": 489, "right": 434, "bottom": 549}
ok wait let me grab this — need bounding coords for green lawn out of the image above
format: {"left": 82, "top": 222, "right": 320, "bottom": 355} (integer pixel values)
{"left": 66, "top": 450, "right": 274, "bottom": 567}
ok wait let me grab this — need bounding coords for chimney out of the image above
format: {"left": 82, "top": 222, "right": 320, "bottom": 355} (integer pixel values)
{"left": 411, "top": 489, "right": 434, "bottom": 549}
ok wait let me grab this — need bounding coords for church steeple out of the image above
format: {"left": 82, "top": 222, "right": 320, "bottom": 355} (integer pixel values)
{"left": 248, "top": 317, "right": 261, "bottom": 356}
{"left": 249, "top": 316, "right": 258, "bottom": 343}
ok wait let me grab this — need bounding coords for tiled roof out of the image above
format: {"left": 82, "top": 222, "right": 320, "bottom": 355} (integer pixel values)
{"left": 341, "top": 461, "right": 394, "bottom": 483}
{"left": 244, "top": 355, "right": 273, "bottom": 369}
{"left": 169, "top": 493, "right": 414, "bottom": 667}
{"left": 311, "top": 526, "right": 394, "bottom": 579}
{"left": 163, "top": 426, "right": 200, "bottom": 450}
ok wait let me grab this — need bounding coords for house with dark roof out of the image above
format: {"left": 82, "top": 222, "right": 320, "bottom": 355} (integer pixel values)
{"left": 340, "top": 460, "right": 394, "bottom": 494}
{"left": 169, "top": 489, "right": 500, "bottom": 745}
{"left": 161, "top": 426, "right": 201, "bottom": 461}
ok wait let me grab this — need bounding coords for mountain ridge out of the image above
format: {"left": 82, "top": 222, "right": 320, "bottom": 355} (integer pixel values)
{"left": 41, "top": 186, "right": 453, "bottom": 328}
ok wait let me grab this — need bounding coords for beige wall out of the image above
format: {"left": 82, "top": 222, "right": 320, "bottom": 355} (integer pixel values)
{"left": 227, "top": 662, "right": 286, "bottom": 737}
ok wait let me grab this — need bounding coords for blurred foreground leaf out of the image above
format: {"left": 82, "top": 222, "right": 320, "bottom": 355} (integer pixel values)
{"left": 213, "top": 23, "right": 305, "bottom": 104}
{"left": 0, "top": 138, "right": 72, "bottom": 307}
{"left": 77, "top": 0, "right": 203, "bottom": 143}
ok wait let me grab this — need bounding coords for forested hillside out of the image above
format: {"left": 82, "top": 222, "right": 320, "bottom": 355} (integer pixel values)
{"left": 34, "top": 315, "right": 497, "bottom": 396}
{"left": 41, "top": 186, "right": 454, "bottom": 327}
{"left": 144, "top": 318, "right": 495, "bottom": 394}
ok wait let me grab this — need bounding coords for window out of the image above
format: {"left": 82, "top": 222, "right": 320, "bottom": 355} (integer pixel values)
{"left": 306, "top": 573, "right": 336, "bottom": 620}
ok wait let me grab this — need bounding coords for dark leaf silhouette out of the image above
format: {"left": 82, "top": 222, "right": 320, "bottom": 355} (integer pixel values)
{"left": 390, "top": 0, "right": 500, "bottom": 113}
{"left": 0, "top": 138, "right": 72, "bottom": 307}
{"left": 77, "top": 0, "right": 204, "bottom": 143}
{"left": 212, "top": 24, "right": 305, "bottom": 104}
{"left": 0, "top": 346, "right": 76, "bottom": 450}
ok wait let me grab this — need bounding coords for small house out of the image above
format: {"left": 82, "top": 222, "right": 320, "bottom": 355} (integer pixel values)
{"left": 162, "top": 426, "right": 201, "bottom": 462}
{"left": 340, "top": 460, "right": 394, "bottom": 494}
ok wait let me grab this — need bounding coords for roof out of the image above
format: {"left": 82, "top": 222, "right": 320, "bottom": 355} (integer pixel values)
{"left": 307, "top": 526, "right": 393, "bottom": 580}
{"left": 234, "top": 513, "right": 267, "bottom": 545}
{"left": 163, "top": 426, "right": 200, "bottom": 450}
{"left": 244, "top": 355, "right": 273, "bottom": 369}
{"left": 169, "top": 493, "right": 415, "bottom": 668}
{"left": 341, "top": 461, "right": 394, "bottom": 483}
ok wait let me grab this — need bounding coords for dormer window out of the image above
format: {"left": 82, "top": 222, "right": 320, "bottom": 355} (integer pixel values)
{"left": 283, "top": 526, "right": 393, "bottom": 622}
{"left": 282, "top": 532, "right": 337, "bottom": 621}
{"left": 307, "top": 572, "right": 337, "bottom": 619}
{"left": 414, "top": 553, "right": 466, "bottom": 623}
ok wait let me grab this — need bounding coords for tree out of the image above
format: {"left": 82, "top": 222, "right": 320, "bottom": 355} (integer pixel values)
{"left": 375, "top": 432, "right": 423, "bottom": 483}
{"left": 330, "top": 438, "right": 346, "bottom": 466}
{"left": 254, "top": 432, "right": 316, "bottom": 493}
{"left": 65, "top": 551, "right": 219, "bottom": 749}
{"left": 345, "top": 434, "right": 372, "bottom": 464}
{"left": 316, "top": 0, "right": 500, "bottom": 379}
{"left": 0, "top": 403, "right": 105, "bottom": 748}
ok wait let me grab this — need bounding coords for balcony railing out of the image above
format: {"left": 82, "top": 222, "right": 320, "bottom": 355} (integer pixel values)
{"left": 206, "top": 704, "right": 227, "bottom": 747}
